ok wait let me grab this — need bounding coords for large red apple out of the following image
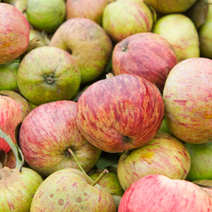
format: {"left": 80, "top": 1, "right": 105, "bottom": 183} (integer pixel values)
{"left": 76, "top": 74, "right": 165, "bottom": 153}
{"left": 118, "top": 174, "right": 212, "bottom": 212}
{"left": 50, "top": 18, "right": 113, "bottom": 84}
{"left": 112, "top": 32, "right": 177, "bottom": 92}
{"left": 0, "top": 3, "right": 30, "bottom": 64}
{"left": 163, "top": 58, "right": 212, "bottom": 144}
{"left": 19, "top": 100, "right": 102, "bottom": 177}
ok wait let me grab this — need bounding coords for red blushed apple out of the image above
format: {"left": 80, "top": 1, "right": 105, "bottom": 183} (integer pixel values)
{"left": 163, "top": 58, "right": 212, "bottom": 144}
{"left": 118, "top": 174, "right": 212, "bottom": 212}
{"left": 112, "top": 32, "right": 177, "bottom": 93}
{"left": 0, "top": 3, "right": 30, "bottom": 64}
{"left": 19, "top": 100, "right": 102, "bottom": 177}
{"left": 66, "top": 0, "right": 113, "bottom": 25}
{"left": 77, "top": 74, "right": 165, "bottom": 153}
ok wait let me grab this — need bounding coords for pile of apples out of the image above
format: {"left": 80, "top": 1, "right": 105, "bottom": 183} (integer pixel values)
{"left": 1, "top": 0, "right": 212, "bottom": 211}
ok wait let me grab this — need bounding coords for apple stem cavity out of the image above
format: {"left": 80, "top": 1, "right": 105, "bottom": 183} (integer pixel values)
{"left": 123, "top": 135, "right": 132, "bottom": 143}
{"left": 0, "top": 128, "right": 24, "bottom": 170}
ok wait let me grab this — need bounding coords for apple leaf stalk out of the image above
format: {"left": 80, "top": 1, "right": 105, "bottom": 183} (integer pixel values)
{"left": 0, "top": 128, "right": 24, "bottom": 169}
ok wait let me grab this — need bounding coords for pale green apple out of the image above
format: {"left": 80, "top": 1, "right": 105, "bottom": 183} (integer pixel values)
{"left": 153, "top": 14, "right": 199, "bottom": 62}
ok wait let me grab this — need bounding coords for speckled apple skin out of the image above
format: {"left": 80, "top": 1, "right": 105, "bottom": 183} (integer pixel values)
{"left": 0, "top": 95, "right": 22, "bottom": 153}
{"left": 117, "top": 132, "right": 191, "bottom": 190}
{"left": 118, "top": 174, "right": 212, "bottom": 212}
{"left": 0, "top": 167, "right": 43, "bottom": 212}
{"left": 112, "top": 32, "right": 177, "bottom": 92}
{"left": 30, "top": 168, "right": 116, "bottom": 212}
{"left": 163, "top": 58, "right": 212, "bottom": 144}
{"left": 77, "top": 74, "right": 165, "bottom": 153}
{"left": 0, "top": 3, "right": 30, "bottom": 64}
{"left": 19, "top": 101, "right": 101, "bottom": 177}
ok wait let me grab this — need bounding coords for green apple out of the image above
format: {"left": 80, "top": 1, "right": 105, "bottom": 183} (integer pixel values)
{"left": 26, "top": 0, "right": 66, "bottom": 33}
{"left": 153, "top": 14, "right": 199, "bottom": 62}
{"left": 102, "top": 0, "right": 154, "bottom": 43}
{"left": 199, "top": 1, "right": 212, "bottom": 58}
{"left": 17, "top": 46, "right": 81, "bottom": 105}
{"left": 30, "top": 168, "right": 116, "bottom": 212}
{"left": 143, "top": 0, "right": 197, "bottom": 14}
{"left": 0, "top": 61, "right": 19, "bottom": 91}
{"left": 185, "top": 142, "right": 212, "bottom": 181}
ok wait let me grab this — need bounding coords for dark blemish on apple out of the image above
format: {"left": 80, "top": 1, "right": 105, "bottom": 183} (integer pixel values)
{"left": 121, "top": 42, "right": 128, "bottom": 52}
{"left": 58, "top": 199, "right": 64, "bottom": 206}
{"left": 76, "top": 197, "right": 82, "bottom": 203}
{"left": 123, "top": 135, "right": 132, "bottom": 143}
{"left": 50, "top": 194, "right": 54, "bottom": 198}
{"left": 83, "top": 192, "right": 88, "bottom": 196}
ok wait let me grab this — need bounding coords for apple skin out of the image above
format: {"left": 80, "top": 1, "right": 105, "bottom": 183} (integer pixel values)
{"left": 199, "top": 2, "right": 212, "bottom": 58}
{"left": 76, "top": 74, "right": 165, "bottom": 153}
{"left": 117, "top": 132, "right": 191, "bottom": 191}
{"left": 143, "top": 0, "right": 197, "bottom": 14}
{"left": 0, "top": 90, "right": 31, "bottom": 120}
{"left": 185, "top": 142, "right": 212, "bottom": 181}
{"left": 0, "top": 61, "right": 19, "bottom": 91}
{"left": 30, "top": 168, "right": 116, "bottom": 212}
{"left": 66, "top": 0, "right": 113, "bottom": 25}
{"left": 19, "top": 100, "right": 102, "bottom": 177}
{"left": 50, "top": 18, "right": 113, "bottom": 84}
{"left": 153, "top": 14, "right": 199, "bottom": 62}
{"left": 17, "top": 46, "right": 81, "bottom": 106}
{"left": 102, "top": 0, "right": 153, "bottom": 43}
{"left": 89, "top": 170, "right": 124, "bottom": 196}
{"left": 0, "top": 3, "right": 30, "bottom": 64}
{"left": 26, "top": 0, "right": 66, "bottom": 33}
{"left": 0, "top": 167, "right": 43, "bottom": 212}
{"left": 112, "top": 32, "right": 177, "bottom": 92}
{"left": 118, "top": 174, "right": 212, "bottom": 212}
{"left": 163, "top": 58, "right": 212, "bottom": 144}
{"left": 0, "top": 95, "right": 22, "bottom": 153}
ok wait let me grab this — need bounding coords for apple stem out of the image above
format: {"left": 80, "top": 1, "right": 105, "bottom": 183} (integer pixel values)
{"left": 0, "top": 128, "right": 24, "bottom": 170}
{"left": 91, "top": 169, "right": 109, "bottom": 186}
{"left": 67, "top": 148, "right": 87, "bottom": 175}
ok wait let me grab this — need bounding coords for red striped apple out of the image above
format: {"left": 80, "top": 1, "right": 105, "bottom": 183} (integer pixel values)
{"left": 112, "top": 32, "right": 177, "bottom": 92}
{"left": 163, "top": 58, "right": 212, "bottom": 144}
{"left": 77, "top": 74, "right": 165, "bottom": 153}
{"left": 118, "top": 174, "right": 212, "bottom": 212}
{"left": 19, "top": 100, "right": 101, "bottom": 177}
{"left": 0, "top": 3, "right": 30, "bottom": 64}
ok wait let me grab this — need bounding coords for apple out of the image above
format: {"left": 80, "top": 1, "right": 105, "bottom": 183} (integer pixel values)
{"left": 0, "top": 166, "right": 43, "bottom": 212}
{"left": 117, "top": 132, "right": 191, "bottom": 191}
{"left": 0, "top": 90, "right": 31, "bottom": 120}
{"left": 19, "top": 100, "right": 102, "bottom": 177}
{"left": 143, "top": 0, "right": 197, "bottom": 14}
{"left": 0, "top": 60, "right": 20, "bottom": 91}
{"left": 89, "top": 168, "right": 124, "bottom": 196}
{"left": 163, "top": 57, "right": 212, "bottom": 144}
{"left": 0, "top": 94, "right": 22, "bottom": 153}
{"left": 0, "top": 3, "right": 30, "bottom": 64}
{"left": 76, "top": 74, "right": 165, "bottom": 153}
{"left": 26, "top": 0, "right": 66, "bottom": 33}
{"left": 50, "top": 18, "right": 113, "bottom": 84}
{"left": 199, "top": 1, "right": 212, "bottom": 58}
{"left": 112, "top": 32, "right": 177, "bottom": 92}
{"left": 185, "top": 142, "right": 212, "bottom": 181}
{"left": 102, "top": 0, "right": 154, "bottom": 43}
{"left": 30, "top": 168, "right": 116, "bottom": 212}
{"left": 118, "top": 174, "right": 212, "bottom": 212}
{"left": 153, "top": 14, "right": 199, "bottom": 62}
{"left": 17, "top": 46, "right": 81, "bottom": 106}
{"left": 66, "top": 0, "right": 113, "bottom": 25}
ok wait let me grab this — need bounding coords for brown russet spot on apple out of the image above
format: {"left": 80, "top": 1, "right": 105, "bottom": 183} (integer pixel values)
{"left": 58, "top": 199, "right": 64, "bottom": 206}
{"left": 76, "top": 197, "right": 82, "bottom": 202}
{"left": 83, "top": 192, "right": 88, "bottom": 196}
{"left": 50, "top": 194, "right": 54, "bottom": 198}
